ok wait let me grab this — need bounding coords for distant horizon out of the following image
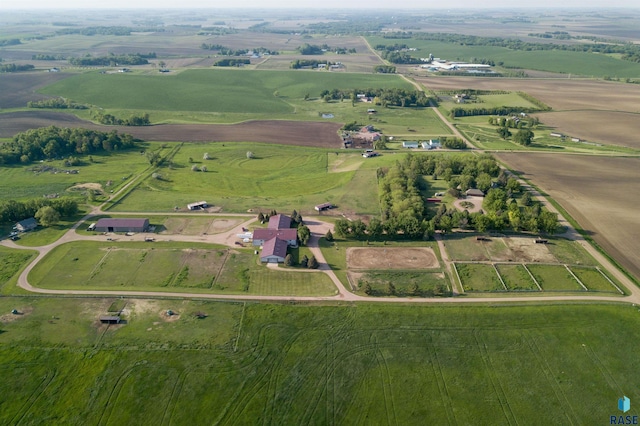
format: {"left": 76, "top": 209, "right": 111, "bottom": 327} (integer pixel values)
{"left": 1, "top": 2, "right": 639, "bottom": 11}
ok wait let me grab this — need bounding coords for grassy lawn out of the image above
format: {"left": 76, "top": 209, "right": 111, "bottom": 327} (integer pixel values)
{"left": 496, "top": 264, "right": 540, "bottom": 291}
{"left": 2, "top": 300, "right": 640, "bottom": 424}
{"left": 0, "top": 246, "right": 37, "bottom": 294}
{"left": 546, "top": 239, "right": 598, "bottom": 266}
{"left": 455, "top": 263, "right": 504, "bottom": 292}
{"left": 214, "top": 251, "right": 337, "bottom": 296}
{"left": 527, "top": 264, "right": 584, "bottom": 292}
{"left": 443, "top": 235, "right": 490, "bottom": 262}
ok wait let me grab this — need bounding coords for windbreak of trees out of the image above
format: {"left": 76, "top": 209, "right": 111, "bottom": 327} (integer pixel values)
{"left": 68, "top": 53, "right": 152, "bottom": 66}
{"left": 334, "top": 152, "right": 558, "bottom": 240}
{"left": 290, "top": 59, "right": 337, "bottom": 69}
{"left": 321, "top": 88, "right": 432, "bottom": 107}
{"left": 0, "top": 126, "right": 137, "bottom": 165}
{"left": 0, "top": 198, "right": 78, "bottom": 224}
{"left": 32, "top": 54, "right": 66, "bottom": 60}
{"left": 214, "top": 59, "right": 250, "bottom": 67}
{"left": 0, "top": 64, "right": 35, "bottom": 73}
{"left": 93, "top": 112, "right": 150, "bottom": 126}
{"left": 450, "top": 105, "right": 549, "bottom": 118}
{"left": 200, "top": 44, "right": 278, "bottom": 56}
{"left": 55, "top": 26, "right": 162, "bottom": 36}
{"left": 373, "top": 65, "right": 396, "bottom": 73}
{"left": 27, "top": 98, "right": 88, "bottom": 110}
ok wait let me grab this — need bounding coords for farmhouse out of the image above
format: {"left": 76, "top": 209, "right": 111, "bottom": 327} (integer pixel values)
{"left": 253, "top": 214, "right": 298, "bottom": 263}
{"left": 402, "top": 141, "right": 419, "bottom": 149}
{"left": 466, "top": 189, "right": 485, "bottom": 197}
{"left": 315, "top": 202, "right": 334, "bottom": 211}
{"left": 15, "top": 217, "right": 38, "bottom": 232}
{"left": 187, "top": 201, "right": 208, "bottom": 210}
{"left": 95, "top": 218, "right": 149, "bottom": 233}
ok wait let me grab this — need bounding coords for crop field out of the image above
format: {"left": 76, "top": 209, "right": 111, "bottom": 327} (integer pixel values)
{"left": 38, "top": 69, "right": 414, "bottom": 114}
{"left": 0, "top": 73, "right": 71, "bottom": 109}
{"left": 108, "top": 142, "right": 377, "bottom": 214}
{"left": 3, "top": 299, "right": 640, "bottom": 424}
{"left": 367, "top": 36, "right": 640, "bottom": 78}
{"left": 438, "top": 92, "right": 539, "bottom": 115}
{"left": 496, "top": 153, "right": 640, "bottom": 281}
{"left": 419, "top": 77, "right": 640, "bottom": 149}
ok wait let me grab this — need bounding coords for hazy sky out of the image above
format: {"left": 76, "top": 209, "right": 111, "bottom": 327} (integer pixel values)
{"left": 0, "top": 0, "right": 637, "bottom": 10}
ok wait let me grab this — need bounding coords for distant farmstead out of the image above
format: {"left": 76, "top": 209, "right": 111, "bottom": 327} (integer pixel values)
{"left": 95, "top": 218, "right": 149, "bottom": 233}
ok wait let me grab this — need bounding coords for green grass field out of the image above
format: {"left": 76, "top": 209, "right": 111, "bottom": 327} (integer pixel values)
{"left": 456, "top": 263, "right": 505, "bottom": 292}
{"left": 28, "top": 241, "right": 337, "bottom": 296}
{"left": 2, "top": 299, "right": 640, "bottom": 424}
{"left": 0, "top": 246, "right": 36, "bottom": 294}
{"left": 108, "top": 143, "right": 375, "bottom": 214}
{"left": 39, "top": 68, "right": 414, "bottom": 114}
{"left": 496, "top": 264, "right": 540, "bottom": 291}
{"left": 527, "top": 264, "right": 584, "bottom": 292}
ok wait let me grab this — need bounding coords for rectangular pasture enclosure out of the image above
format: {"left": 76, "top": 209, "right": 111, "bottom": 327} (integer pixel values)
{"left": 352, "top": 271, "right": 449, "bottom": 297}
{"left": 455, "top": 263, "right": 504, "bottom": 292}
{"left": 570, "top": 266, "right": 622, "bottom": 293}
{"left": 496, "top": 264, "right": 540, "bottom": 291}
{"left": 526, "top": 264, "right": 584, "bottom": 292}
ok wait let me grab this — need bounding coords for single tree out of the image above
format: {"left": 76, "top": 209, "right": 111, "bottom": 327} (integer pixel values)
{"left": 324, "top": 229, "right": 334, "bottom": 242}
{"left": 362, "top": 282, "right": 372, "bottom": 295}
{"left": 497, "top": 126, "right": 511, "bottom": 140}
{"left": 307, "top": 255, "right": 319, "bottom": 269}
{"left": 407, "top": 282, "right": 420, "bottom": 297}
{"left": 300, "top": 255, "right": 309, "bottom": 268}
{"left": 514, "top": 129, "right": 534, "bottom": 146}
{"left": 284, "top": 254, "right": 294, "bottom": 267}
{"left": 385, "top": 282, "right": 396, "bottom": 296}
{"left": 297, "top": 225, "right": 311, "bottom": 245}
{"left": 35, "top": 206, "right": 60, "bottom": 227}
{"left": 257, "top": 212, "right": 265, "bottom": 222}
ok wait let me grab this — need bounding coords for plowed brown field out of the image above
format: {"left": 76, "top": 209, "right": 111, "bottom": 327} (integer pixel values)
{"left": 0, "top": 72, "right": 71, "bottom": 109}
{"left": 496, "top": 152, "right": 640, "bottom": 280}
{"left": 0, "top": 111, "right": 343, "bottom": 147}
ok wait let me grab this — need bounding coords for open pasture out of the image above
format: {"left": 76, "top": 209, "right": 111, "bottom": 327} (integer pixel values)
{"left": 109, "top": 142, "right": 364, "bottom": 213}
{"left": 0, "top": 145, "right": 153, "bottom": 201}
{"left": 0, "top": 247, "right": 36, "bottom": 293}
{"left": 496, "top": 153, "right": 640, "bottom": 281}
{"left": 346, "top": 247, "right": 439, "bottom": 270}
{"left": 3, "top": 300, "right": 640, "bottom": 424}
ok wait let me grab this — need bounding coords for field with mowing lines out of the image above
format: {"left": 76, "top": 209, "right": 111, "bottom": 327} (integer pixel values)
{"left": 3, "top": 300, "right": 640, "bottom": 424}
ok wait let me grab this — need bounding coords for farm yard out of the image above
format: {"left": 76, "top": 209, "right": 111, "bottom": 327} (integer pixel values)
{"left": 2, "top": 299, "right": 640, "bottom": 424}
{"left": 2, "top": 8, "right": 640, "bottom": 425}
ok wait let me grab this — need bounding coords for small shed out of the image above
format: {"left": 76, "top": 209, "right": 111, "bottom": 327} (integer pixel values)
{"left": 315, "top": 202, "right": 334, "bottom": 211}
{"left": 187, "top": 201, "right": 208, "bottom": 210}
{"left": 99, "top": 315, "right": 121, "bottom": 324}
{"left": 15, "top": 217, "right": 37, "bottom": 232}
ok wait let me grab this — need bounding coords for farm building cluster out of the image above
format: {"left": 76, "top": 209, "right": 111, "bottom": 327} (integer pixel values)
{"left": 402, "top": 140, "right": 442, "bottom": 150}
{"left": 251, "top": 214, "right": 298, "bottom": 263}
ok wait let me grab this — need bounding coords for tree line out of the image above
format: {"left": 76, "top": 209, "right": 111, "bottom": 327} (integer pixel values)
{"left": 27, "top": 98, "right": 88, "bottom": 110}
{"left": 0, "top": 64, "right": 34, "bottom": 73}
{"left": 450, "top": 105, "right": 549, "bottom": 118}
{"left": 200, "top": 44, "right": 278, "bottom": 56}
{"left": 31, "top": 54, "right": 66, "bottom": 60}
{"left": 214, "top": 59, "right": 250, "bottom": 67}
{"left": 0, "top": 197, "right": 78, "bottom": 224}
{"left": 333, "top": 152, "right": 557, "bottom": 239}
{"left": 68, "top": 53, "right": 152, "bottom": 66}
{"left": 55, "top": 26, "right": 162, "bottom": 36}
{"left": 0, "top": 126, "right": 137, "bottom": 165}
{"left": 92, "top": 111, "right": 150, "bottom": 126}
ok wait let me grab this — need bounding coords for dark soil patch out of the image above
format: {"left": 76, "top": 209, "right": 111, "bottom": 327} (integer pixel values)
{"left": 0, "top": 72, "right": 71, "bottom": 109}
{"left": 0, "top": 111, "right": 344, "bottom": 148}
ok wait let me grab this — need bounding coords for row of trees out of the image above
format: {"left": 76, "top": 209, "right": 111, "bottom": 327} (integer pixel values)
{"left": 0, "top": 198, "right": 78, "bottom": 224}
{"left": 200, "top": 44, "right": 278, "bottom": 56}
{"left": 0, "top": 64, "right": 34, "bottom": 73}
{"left": 296, "top": 43, "right": 355, "bottom": 55}
{"left": 31, "top": 54, "right": 66, "bottom": 60}
{"left": 0, "top": 126, "right": 137, "bottom": 165}
{"left": 214, "top": 59, "right": 250, "bottom": 67}
{"left": 450, "top": 105, "right": 549, "bottom": 118}
{"left": 68, "top": 54, "right": 150, "bottom": 66}
{"left": 55, "top": 27, "right": 161, "bottom": 36}
{"left": 290, "top": 59, "right": 337, "bottom": 69}
{"left": 27, "top": 98, "right": 88, "bottom": 110}
{"left": 373, "top": 65, "right": 396, "bottom": 73}
{"left": 92, "top": 112, "right": 150, "bottom": 126}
